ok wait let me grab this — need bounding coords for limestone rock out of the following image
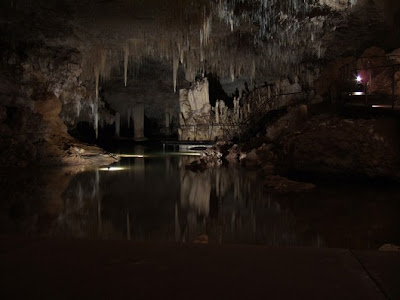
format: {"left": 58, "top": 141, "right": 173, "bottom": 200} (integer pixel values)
{"left": 0, "top": 42, "right": 118, "bottom": 167}
{"left": 389, "top": 48, "right": 400, "bottom": 64}
{"left": 279, "top": 115, "right": 400, "bottom": 179}
{"left": 266, "top": 105, "right": 308, "bottom": 141}
{"left": 225, "top": 144, "right": 240, "bottom": 163}
{"left": 193, "top": 234, "right": 209, "bottom": 244}
{"left": 379, "top": 244, "right": 400, "bottom": 251}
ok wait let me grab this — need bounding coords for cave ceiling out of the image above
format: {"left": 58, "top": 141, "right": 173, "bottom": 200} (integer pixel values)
{"left": 1, "top": 0, "right": 399, "bottom": 88}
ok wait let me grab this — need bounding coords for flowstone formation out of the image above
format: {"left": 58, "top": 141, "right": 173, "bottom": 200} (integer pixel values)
{"left": 178, "top": 75, "right": 310, "bottom": 141}
{"left": 178, "top": 77, "right": 246, "bottom": 141}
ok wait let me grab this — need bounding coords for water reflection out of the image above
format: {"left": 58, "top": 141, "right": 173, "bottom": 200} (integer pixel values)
{"left": 0, "top": 149, "right": 400, "bottom": 249}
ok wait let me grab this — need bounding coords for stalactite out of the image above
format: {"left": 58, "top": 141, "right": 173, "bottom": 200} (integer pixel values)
{"left": 230, "top": 64, "right": 235, "bottom": 82}
{"left": 215, "top": 100, "right": 220, "bottom": 124}
{"left": 76, "top": 101, "right": 81, "bottom": 118}
{"left": 124, "top": 44, "right": 129, "bottom": 87}
{"left": 94, "top": 70, "right": 99, "bottom": 140}
{"left": 173, "top": 51, "right": 179, "bottom": 93}
{"left": 78, "top": 0, "right": 354, "bottom": 97}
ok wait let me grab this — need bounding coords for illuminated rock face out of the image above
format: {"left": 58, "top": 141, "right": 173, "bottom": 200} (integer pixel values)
{"left": 178, "top": 75, "right": 310, "bottom": 141}
{"left": 0, "top": 40, "right": 117, "bottom": 167}
{"left": 178, "top": 78, "right": 242, "bottom": 141}
{"left": 179, "top": 78, "right": 213, "bottom": 141}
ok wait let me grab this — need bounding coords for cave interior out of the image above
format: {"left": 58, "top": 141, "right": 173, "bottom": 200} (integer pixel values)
{"left": 1, "top": 0, "right": 400, "bottom": 299}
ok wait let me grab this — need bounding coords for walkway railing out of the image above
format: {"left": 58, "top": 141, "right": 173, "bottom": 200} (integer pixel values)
{"left": 339, "top": 55, "right": 400, "bottom": 109}
{"left": 178, "top": 90, "right": 308, "bottom": 141}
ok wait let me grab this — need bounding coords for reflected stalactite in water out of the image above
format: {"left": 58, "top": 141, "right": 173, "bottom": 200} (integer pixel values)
{"left": 96, "top": 169, "right": 102, "bottom": 237}
{"left": 178, "top": 166, "right": 319, "bottom": 246}
{"left": 126, "top": 211, "right": 131, "bottom": 241}
{"left": 175, "top": 203, "right": 181, "bottom": 242}
{"left": 2, "top": 152, "right": 400, "bottom": 249}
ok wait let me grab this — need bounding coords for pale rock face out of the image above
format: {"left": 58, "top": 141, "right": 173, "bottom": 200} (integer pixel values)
{"left": 319, "top": 0, "right": 357, "bottom": 10}
{"left": 187, "top": 78, "right": 211, "bottom": 114}
{"left": 179, "top": 78, "right": 214, "bottom": 140}
{"left": 179, "top": 89, "right": 191, "bottom": 122}
{"left": 178, "top": 78, "right": 244, "bottom": 141}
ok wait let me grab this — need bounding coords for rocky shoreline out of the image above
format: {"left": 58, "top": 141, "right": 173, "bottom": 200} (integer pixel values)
{"left": 186, "top": 103, "right": 400, "bottom": 192}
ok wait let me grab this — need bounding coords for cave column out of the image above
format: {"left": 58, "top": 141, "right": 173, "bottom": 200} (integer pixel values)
{"left": 127, "top": 108, "right": 131, "bottom": 129}
{"left": 115, "top": 112, "right": 120, "bottom": 137}
{"left": 165, "top": 108, "right": 171, "bottom": 135}
{"left": 133, "top": 102, "right": 145, "bottom": 141}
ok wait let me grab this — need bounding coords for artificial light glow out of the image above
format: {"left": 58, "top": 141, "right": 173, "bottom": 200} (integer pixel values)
{"left": 116, "top": 154, "right": 145, "bottom": 158}
{"left": 372, "top": 105, "right": 392, "bottom": 108}
{"left": 351, "top": 92, "right": 365, "bottom": 96}
{"left": 169, "top": 152, "right": 202, "bottom": 157}
{"left": 356, "top": 75, "right": 362, "bottom": 83}
{"left": 99, "top": 167, "right": 126, "bottom": 172}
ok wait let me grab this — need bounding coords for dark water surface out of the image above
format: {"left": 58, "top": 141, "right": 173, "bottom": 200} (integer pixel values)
{"left": 1, "top": 146, "right": 400, "bottom": 250}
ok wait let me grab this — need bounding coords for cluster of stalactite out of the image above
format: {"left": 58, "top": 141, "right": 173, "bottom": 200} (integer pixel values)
{"left": 74, "top": 0, "right": 357, "bottom": 98}
{"left": 3, "top": 0, "right": 355, "bottom": 138}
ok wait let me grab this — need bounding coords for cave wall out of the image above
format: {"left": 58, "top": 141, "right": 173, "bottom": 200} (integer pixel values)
{"left": 0, "top": 11, "right": 116, "bottom": 166}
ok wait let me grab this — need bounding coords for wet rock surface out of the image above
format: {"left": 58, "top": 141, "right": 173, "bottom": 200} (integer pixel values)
{"left": 216, "top": 87, "right": 400, "bottom": 182}
{"left": 185, "top": 146, "right": 223, "bottom": 172}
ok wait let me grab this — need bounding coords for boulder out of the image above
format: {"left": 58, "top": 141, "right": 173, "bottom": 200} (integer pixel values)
{"left": 225, "top": 144, "right": 240, "bottom": 163}
{"left": 193, "top": 234, "right": 209, "bottom": 244}
{"left": 279, "top": 115, "right": 400, "bottom": 180}
{"left": 379, "top": 244, "right": 400, "bottom": 251}
{"left": 266, "top": 105, "right": 308, "bottom": 141}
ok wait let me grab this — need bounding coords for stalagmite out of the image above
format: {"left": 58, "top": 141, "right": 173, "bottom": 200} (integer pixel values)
{"left": 132, "top": 102, "right": 145, "bottom": 141}
{"left": 215, "top": 100, "right": 220, "bottom": 124}
{"left": 219, "top": 100, "right": 227, "bottom": 123}
{"left": 233, "top": 97, "right": 240, "bottom": 122}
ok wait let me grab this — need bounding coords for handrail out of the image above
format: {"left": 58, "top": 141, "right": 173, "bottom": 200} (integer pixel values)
{"left": 178, "top": 90, "right": 308, "bottom": 141}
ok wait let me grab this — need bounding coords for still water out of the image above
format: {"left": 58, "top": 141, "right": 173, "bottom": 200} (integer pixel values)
{"left": 1, "top": 146, "right": 400, "bottom": 249}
